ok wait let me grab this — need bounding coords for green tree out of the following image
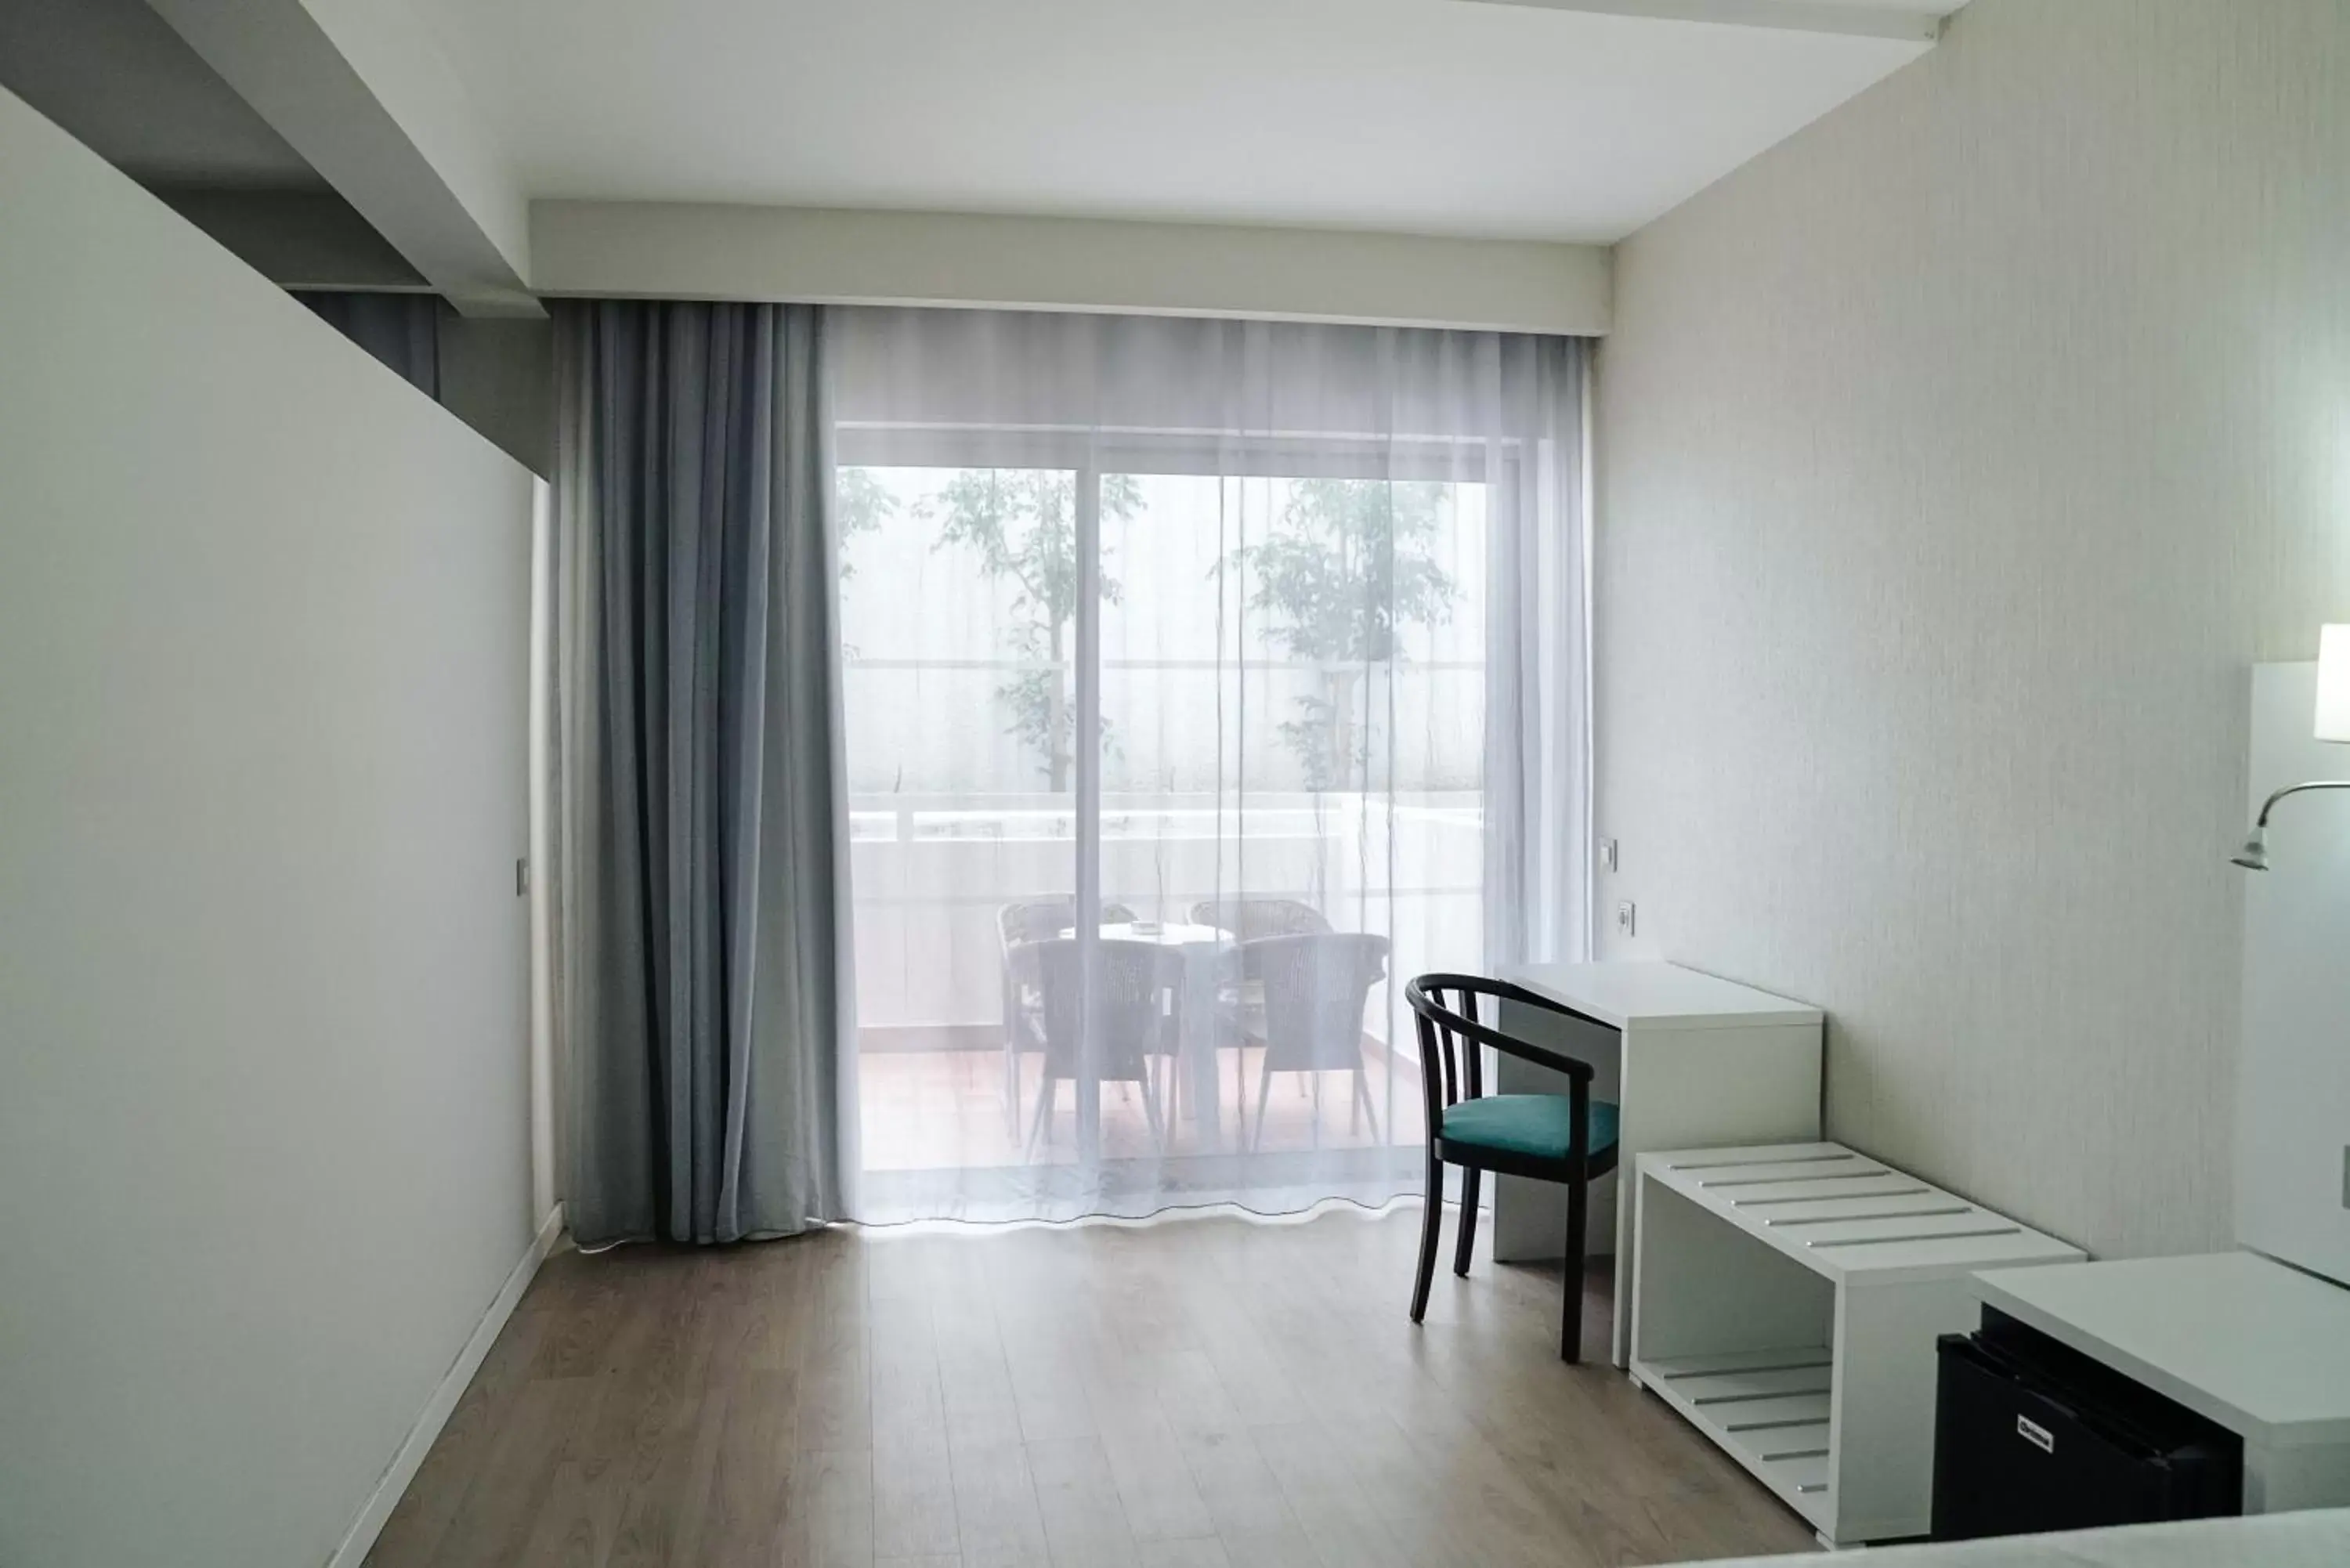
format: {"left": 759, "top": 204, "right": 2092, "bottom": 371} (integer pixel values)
{"left": 1237, "top": 479, "right": 1457, "bottom": 789}
{"left": 929, "top": 470, "right": 1144, "bottom": 791}
{"left": 834, "top": 467, "right": 896, "bottom": 580}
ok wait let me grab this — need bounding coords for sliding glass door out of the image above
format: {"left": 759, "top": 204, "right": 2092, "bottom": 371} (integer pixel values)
{"left": 836, "top": 462, "right": 1083, "bottom": 1212}
{"left": 832, "top": 309, "right": 1578, "bottom": 1225}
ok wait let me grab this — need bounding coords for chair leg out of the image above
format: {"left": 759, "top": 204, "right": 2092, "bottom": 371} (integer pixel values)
{"left": 1409, "top": 1151, "right": 1445, "bottom": 1323}
{"left": 1007, "top": 1047, "right": 1024, "bottom": 1141}
{"left": 1252, "top": 1058, "right": 1275, "bottom": 1150}
{"left": 1353, "top": 1068, "right": 1379, "bottom": 1143}
{"left": 1139, "top": 1071, "right": 1166, "bottom": 1152}
{"left": 1561, "top": 1175, "right": 1589, "bottom": 1364}
{"left": 1025, "top": 1074, "right": 1057, "bottom": 1162}
{"left": 1453, "top": 1166, "right": 1480, "bottom": 1277}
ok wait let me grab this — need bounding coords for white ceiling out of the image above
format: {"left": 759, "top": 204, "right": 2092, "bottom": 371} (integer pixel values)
{"left": 415, "top": 0, "right": 1940, "bottom": 244}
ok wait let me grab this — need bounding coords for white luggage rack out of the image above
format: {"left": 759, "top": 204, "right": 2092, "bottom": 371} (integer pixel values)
{"left": 1628, "top": 1142, "right": 2083, "bottom": 1547}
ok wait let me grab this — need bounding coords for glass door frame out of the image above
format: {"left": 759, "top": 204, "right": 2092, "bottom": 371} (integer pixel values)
{"left": 838, "top": 420, "right": 1528, "bottom": 1172}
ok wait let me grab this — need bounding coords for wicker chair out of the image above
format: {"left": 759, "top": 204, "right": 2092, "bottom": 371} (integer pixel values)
{"left": 997, "top": 898, "right": 1135, "bottom": 1139}
{"left": 1193, "top": 898, "right": 1333, "bottom": 1088}
{"left": 1022, "top": 936, "right": 1176, "bottom": 1157}
{"left": 1225, "top": 931, "right": 1390, "bottom": 1148}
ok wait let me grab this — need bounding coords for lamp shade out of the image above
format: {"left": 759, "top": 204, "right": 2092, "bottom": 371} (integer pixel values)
{"left": 2318, "top": 625, "right": 2350, "bottom": 742}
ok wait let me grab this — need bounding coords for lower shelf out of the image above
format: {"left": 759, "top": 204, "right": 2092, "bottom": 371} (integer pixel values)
{"left": 1633, "top": 1346, "right": 1835, "bottom": 1533}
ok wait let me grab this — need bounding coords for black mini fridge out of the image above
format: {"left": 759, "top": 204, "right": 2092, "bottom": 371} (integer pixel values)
{"left": 1932, "top": 1308, "right": 2242, "bottom": 1540}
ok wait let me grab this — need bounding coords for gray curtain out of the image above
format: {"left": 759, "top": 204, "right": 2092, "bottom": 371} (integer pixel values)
{"left": 549, "top": 299, "right": 856, "bottom": 1247}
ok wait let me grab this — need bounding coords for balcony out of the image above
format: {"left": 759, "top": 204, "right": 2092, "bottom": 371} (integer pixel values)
{"left": 847, "top": 790, "right": 1478, "bottom": 1222}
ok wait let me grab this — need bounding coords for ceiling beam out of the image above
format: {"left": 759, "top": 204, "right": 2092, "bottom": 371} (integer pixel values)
{"left": 533, "top": 201, "right": 1614, "bottom": 338}
{"left": 1453, "top": 0, "right": 1955, "bottom": 43}
{"left": 142, "top": 0, "right": 537, "bottom": 316}
{"left": 150, "top": 188, "right": 429, "bottom": 293}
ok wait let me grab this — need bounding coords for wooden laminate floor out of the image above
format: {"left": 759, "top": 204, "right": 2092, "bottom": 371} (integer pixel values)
{"left": 366, "top": 1205, "right": 1817, "bottom": 1568}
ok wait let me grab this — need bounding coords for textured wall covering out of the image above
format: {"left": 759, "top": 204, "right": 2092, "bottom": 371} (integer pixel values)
{"left": 1594, "top": 0, "right": 2350, "bottom": 1259}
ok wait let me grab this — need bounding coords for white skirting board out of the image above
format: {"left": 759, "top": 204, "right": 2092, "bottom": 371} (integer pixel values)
{"left": 324, "top": 1205, "right": 566, "bottom": 1568}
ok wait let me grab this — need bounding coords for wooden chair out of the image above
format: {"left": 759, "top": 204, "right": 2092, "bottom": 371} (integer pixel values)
{"left": 1230, "top": 932, "right": 1389, "bottom": 1147}
{"left": 1405, "top": 974, "right": 1621, "bottom": 1363}
{"left": 997, "top": 898, "right": 1135, "bottom": 1139}
{"left": 1022, "top": 935, "right": 1173, "bottom": 1158}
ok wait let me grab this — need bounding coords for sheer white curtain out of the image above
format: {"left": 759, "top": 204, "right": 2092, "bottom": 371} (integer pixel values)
{"left": 830, "top": 307, "right": 1588, "bottom": 1224}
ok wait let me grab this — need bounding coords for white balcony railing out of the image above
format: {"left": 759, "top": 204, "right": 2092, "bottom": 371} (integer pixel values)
{"left": 845, "top": 790, "right": 1485, "bottom": 1042}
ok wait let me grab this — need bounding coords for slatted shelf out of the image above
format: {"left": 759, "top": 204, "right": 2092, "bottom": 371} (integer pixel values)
{"left": 1638, "top": 1347, "right": 1838, "bottom": 1529}
{"left": 1672, "top": 1364, "right": 1836, "bottom": 1404}
{"left": 1754, "top": 1192, "right": 1973, "bottom": 1225}
{"left": 1723, "top": 1172, "right": 1937, "bottom": 1205}
{"left": 1629, "top": 1141, "right": 2084, "bottom": 1545}
{"left": 1635, "top": 1344, "right": 1835, "bottom": 1379}
{"left": 1643, "top": 1141, "right": 2079, "bottom": 1284}
{"left": 1761, "top": 1448, "right": 1831, "bottom": 1498}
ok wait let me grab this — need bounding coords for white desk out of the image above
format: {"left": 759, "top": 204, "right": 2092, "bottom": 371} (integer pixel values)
{"left": 1971, "top": 1252, "right": 2350, "bottom": 1514}
{"left": 1494, "top": 960, "right": 1824, "bottom": 1365}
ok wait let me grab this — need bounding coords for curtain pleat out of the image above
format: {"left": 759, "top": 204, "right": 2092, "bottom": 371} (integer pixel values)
{"left": 550, "top": 299, "right": 854, "bottom": 1247}
{"left": 1483, "top": 334, "right": 1591, "bottom": 970}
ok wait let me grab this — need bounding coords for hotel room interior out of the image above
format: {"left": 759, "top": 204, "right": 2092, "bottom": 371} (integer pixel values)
{"left": 5, "top": 2, "right": 2350, "bottom": 1564}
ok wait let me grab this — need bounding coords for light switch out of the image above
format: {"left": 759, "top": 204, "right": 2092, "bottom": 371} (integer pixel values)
{"left": 1599, "top": 837, "right": 1618, "bottom": 873}
{"left": 1617, "top": 901, "right": 1636, "bottom": 937}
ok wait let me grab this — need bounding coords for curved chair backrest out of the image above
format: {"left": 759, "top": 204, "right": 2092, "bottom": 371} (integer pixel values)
{"left": 1405, "top": 974, "right": 1596, "bottom": 1146}
{"left": 1243, "top": 932, "right": 1390, "bottom": 1071}
{"left": 1000, "top": 898, "right": 1141, "bottom": 950}
{"left": 1029, "top": 937, "right": 1169, "bottom": 1080}
{"left": 1191, "top": 897, "right": 1332, "bottom": 941}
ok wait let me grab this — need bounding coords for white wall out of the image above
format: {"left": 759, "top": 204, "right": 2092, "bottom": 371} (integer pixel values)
{"left": 439, "top": 313, "right": 552, "bottom": 475}
{"left": 533, "top": 201, "right": 1613, "bottom": 336}
{"left": 0, "top": 83, "right": 537, "bottom": 1568}
{"left": 2237, "top": 663, "right": 2350, "bottom": 1288}
{"left": 1594, "top": 0, "right": 2350, "bottom": 1260}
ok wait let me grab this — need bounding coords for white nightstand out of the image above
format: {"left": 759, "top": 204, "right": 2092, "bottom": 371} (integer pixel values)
{"left": 1970, "top": 1252, "right": 2350, "bottom": 1515}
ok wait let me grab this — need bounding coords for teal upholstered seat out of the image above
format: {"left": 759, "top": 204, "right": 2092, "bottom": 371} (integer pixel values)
{"left": 1440, "top": 1094, "right": 1619, "bottom": 1163}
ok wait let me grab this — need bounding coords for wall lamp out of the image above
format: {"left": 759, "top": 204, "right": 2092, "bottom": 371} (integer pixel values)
{"left": 2233, "top": 624, "right": 2350, "bottom": 871}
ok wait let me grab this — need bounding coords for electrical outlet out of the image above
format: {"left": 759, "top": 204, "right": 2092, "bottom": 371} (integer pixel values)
{"left": 1617, "top": 901, "right": 1636, "bottom": 937}
{"left": 1599, "top": 837, "right": 1618, "bottom": 873}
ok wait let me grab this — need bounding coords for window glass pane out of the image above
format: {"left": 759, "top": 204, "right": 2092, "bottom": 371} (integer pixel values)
{"left": 841, "top": 451, "right": 1496, "bottom": 1218}
{"left": 838, "top": 466, "right": 1079, "bottom": 1215}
